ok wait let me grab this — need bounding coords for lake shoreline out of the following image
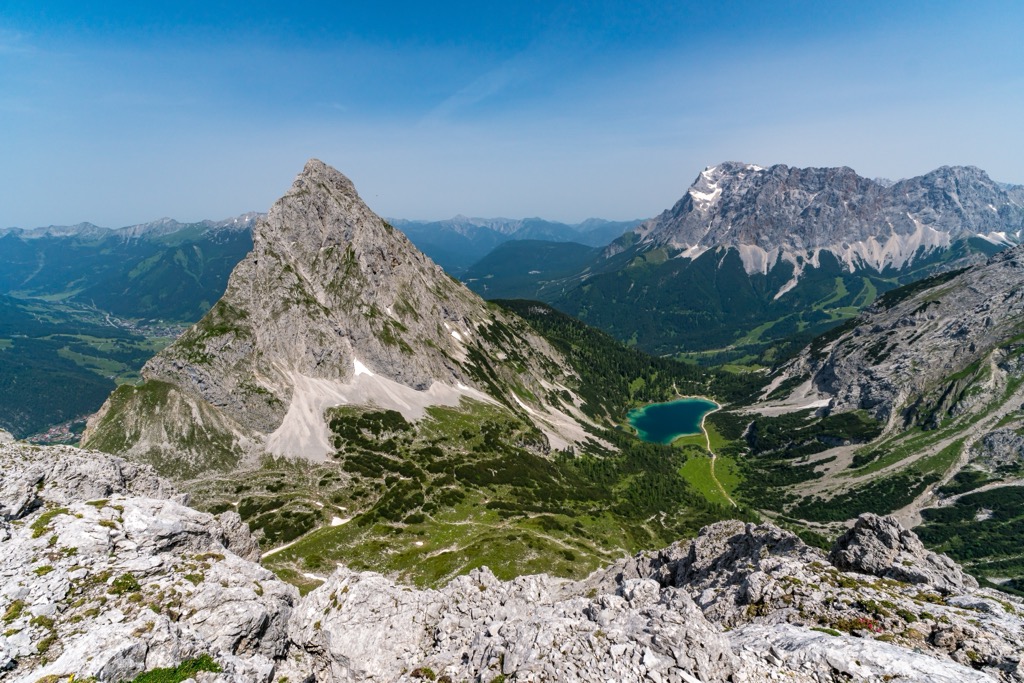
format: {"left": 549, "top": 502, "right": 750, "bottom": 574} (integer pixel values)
{"left": 627, "top": 396, "right": 721, "bottom": 445}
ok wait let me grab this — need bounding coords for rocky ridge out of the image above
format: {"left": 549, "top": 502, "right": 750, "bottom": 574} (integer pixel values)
{"left": 0, "top": 213, "right": 261, "bottom": 241}
{"left": 3, "top": 441, "right": 1022, "bottom": 682}
{"left": 628, "top": 162, "right": 1024, "bottom": 290}
{"left": 82, "top": 160, "right": 594, "bottom": 474}
{"left": 751, "top": 245, "right": 1024, "bottom": 594}
{"left": 790, "top": 243, "right": 1024, "bottom": 426}
{"left": 0, "top": 441, "right": 298, "bottom": 682}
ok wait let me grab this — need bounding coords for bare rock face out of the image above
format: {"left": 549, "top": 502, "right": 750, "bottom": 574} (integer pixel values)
{"left": 284, "top": 518, "right": 1023, "bottom": 682}
{"left": 785, "top": 243, "right": 1024, "bottom": 425}
{"left": 731, "top": 624, "right": 999, "bottom": 683}
{"left": 288, "top": 567, "right": 738, "bottom": 683}
{"left": 83, "top": 159, "right": 589, "bottom": 474}
{"left": 0, "top": 443, "right": 176, "bottom": 522}
{"left": 0, "top": 441, "right": 300, "bottom": 682}
{"left": 971, "top": 428, "right": 1024, "bottom": 469}
{"left": 581, "top": 519, "right": 1022, "bottom": 681}
{"left": 631, "top": 162, "right": 1024, "bottom": 276}
{"left": 830, "top": 514, "right": 979, "bottom": 594}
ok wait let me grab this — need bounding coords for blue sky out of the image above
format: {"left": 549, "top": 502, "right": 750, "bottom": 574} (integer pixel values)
{"left": 2, "top": 1, "right": 1022, "bottom": 227}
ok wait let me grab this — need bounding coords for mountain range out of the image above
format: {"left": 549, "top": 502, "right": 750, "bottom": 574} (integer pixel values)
{"left": 391, "top": 215, "right": 643, "bottom": 275}
{"left": 82, "top": 160, "right": 602, "bottom": 472}
{"left": 629, "top": 163, "right": 1024, "bottom": 281}
{"left": 0, "top": 209, "right": 638, "bottom": 439}
{"left": 80, "top": 159, "right": 744, "bottom": 589}
{"left": 0, "top": 214, "right": 258, "bottom": 321}
{"left": 469, "top": 163, "right": 1024, "bottom": 361}
{"left": 4, "top": 157, "right": 1024, "bottom": 681}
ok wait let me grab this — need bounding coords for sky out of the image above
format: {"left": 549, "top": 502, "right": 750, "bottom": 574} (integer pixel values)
{"left": 2, "top": 1, "right": 1023, "bottom": 228}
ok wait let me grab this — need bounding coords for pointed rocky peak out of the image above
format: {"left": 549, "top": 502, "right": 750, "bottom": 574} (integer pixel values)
{"left": 682, "top": 162, "right": 771, "bottom": 214}
{"left": 84, "top": 159, "right": 589, "bottom": 469}
{"left": 253, "top": 157, "right": 405, "bottom": 266}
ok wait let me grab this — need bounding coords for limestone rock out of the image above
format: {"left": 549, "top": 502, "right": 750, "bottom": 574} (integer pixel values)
{"left": 630, "top": 163, "right": 1024, "bottom": 278}
{"left": 584, "top": 519, "right": 1021, "bottom": 681}
{"left": 288, "top": 567, "right": 737, "bottom": 683}
{"left": 971, "top": 428, "right": 1024, "bottom": 469}
{"left": 0, "top": 442, "right": 299, "bottom": 682}
{"left": 732, "top": 624, "right": 998, "bottom": 682}
{"left": 0, "top": 442, "right": 176, "bottom": 522}
{"left": 830, "top": 514, "right": 979, "bottom": 593}
{"left": 83, "top": 159, "right": 593, "bottom": 474}
{"left": 784, "top": 243, "right": 1024, "bottom": 425}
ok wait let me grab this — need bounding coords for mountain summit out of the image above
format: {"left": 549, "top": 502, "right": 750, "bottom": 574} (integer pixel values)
{"left": 83, "top": 159, "right": 589, "bottom": 473}
{"left": 632, "top": 162, "right": 1024, "bottom": 291}
{"left": 538, "top": 162, "right": 1024, "bottom": 357}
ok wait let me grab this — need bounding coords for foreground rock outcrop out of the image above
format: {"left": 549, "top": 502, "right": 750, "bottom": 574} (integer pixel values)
{"left": 0, "top": 442, "right": 298, "bottom": 682}
{"left": 830, "top": 513, "right": 979, "bottom": 593}
{"left": 3, "top": 440, "right": 1022, "bottom": 682}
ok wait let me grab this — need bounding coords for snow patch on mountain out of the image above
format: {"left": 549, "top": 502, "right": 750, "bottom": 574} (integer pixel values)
{"left": 265, "top": 363, "right": 495, "bottom": 461}
{"left": 629, "top": 162, "right": 1024, "bottom": 291}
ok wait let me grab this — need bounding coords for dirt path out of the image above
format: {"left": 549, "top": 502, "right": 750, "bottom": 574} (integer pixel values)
{"left": 701, "top": 405, "right": 737, "bottom": 508}
{"left": 260, "top": 534, "right": 308, "bottom": 560}
{"left": 787, "top": 375, "right": 1024, "bottom": 529}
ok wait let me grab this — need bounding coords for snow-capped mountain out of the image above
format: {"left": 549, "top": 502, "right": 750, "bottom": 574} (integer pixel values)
{"left": 628, "top": 162, "right": 1024, "bottom": 297}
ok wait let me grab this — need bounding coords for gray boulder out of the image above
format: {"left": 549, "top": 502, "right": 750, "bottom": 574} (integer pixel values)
{"left": 830, "top": 513, "right": 979, "bottom": 594}
{"left": 289, "top": 567, "right": 737, "bottom": 683}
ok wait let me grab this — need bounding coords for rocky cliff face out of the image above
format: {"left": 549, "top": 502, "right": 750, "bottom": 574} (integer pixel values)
{"left": 795, "top": 244, "right": 1024, "bottom": 425}
{"left": 3, "top": 441, "right": 1021, "bottom": 682}
{"left": 631, "top": 162, "right": 1024, "bottom": 285}
{"left": 752, "top": 245, "right": 1024, "bottom": 592}
{"left": 83, "top": 160, "right": 591, "bottom": 474}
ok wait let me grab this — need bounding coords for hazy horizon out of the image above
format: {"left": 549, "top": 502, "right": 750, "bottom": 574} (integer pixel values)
{"left": 2, "top": 1, "right": 1022, "bottom": 228}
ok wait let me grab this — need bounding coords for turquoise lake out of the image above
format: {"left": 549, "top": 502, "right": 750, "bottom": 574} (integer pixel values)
{"left": 627, "top": 397, "right": 719, "bottom": 445}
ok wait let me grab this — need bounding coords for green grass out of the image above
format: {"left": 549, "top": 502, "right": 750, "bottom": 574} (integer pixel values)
{"left": 57, "top": 346, "right": 136, "bottom": 380}
{"left": 847, "top": 420, "right": 966, "bottom": 476}
{"left": 853, "top": 277, "right": 878, "bottom": 308}
{"left": 679, "top": 453, "right": 738, "bottom": 508}
{"left": 912, "top": 439, "right": 963, "bottom": 477}
{"left": 672, "top": 433, "right": 706, "bottom": 448}
{"left": 191, "top": 398, "right": 739, "bottom": 589}
{"left": 814, "top": 277, "right": 848, "bottom": 309}
{"left": 129, "top": 654, "right": 221, "bottom": 683}
{"left": 31, "top": 507, "right": 69, "bottom": 538}
{"left": 734, "top": 318, "right": 786, "bottom": 347}
{"left": 705, "top": 421, "right": 729, "bottom": 452}
{"left": 266, "top": 489, "right": 625, "bottom": 587}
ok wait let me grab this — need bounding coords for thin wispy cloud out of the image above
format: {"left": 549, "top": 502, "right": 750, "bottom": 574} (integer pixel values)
{"left": 425, "top": 62, "right": 525, "bottom": 122}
